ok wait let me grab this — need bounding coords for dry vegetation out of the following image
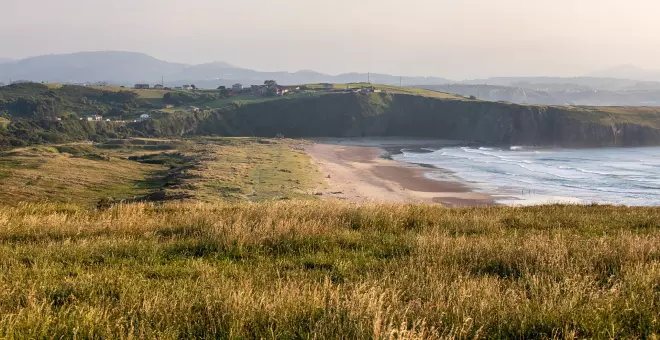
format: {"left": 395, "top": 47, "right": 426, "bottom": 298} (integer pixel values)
{"left": 0, "top": 137, "right": 658, "bottom": 338}
{"left": 0, "top": 138, "right": 324, "bottom": 206}
{"left": 187, "top": 138, "right": 325, "bottom": 201}
{"left": 0, "top": 201, "right": 658, "bottom": 338}
{"left": 0, "top": 144, "right": 163, "bottom": 204}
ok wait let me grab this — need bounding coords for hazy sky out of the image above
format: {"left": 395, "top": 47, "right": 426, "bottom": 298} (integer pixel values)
{"left": 2, "top": 0, "right": 659, "bottom": 79}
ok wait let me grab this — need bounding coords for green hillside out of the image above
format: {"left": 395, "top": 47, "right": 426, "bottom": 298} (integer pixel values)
{"left": 138, "top": 91, "right": 660, "bottom": 147}
{"left": 3, "top": 83, "right": 660, "bottom": 148}
{"left": 0, "top": 83, "right": 153, "bottom": 118}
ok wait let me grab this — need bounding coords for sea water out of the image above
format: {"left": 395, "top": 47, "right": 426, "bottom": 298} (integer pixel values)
{"left": 392, "top": 146, "right": 660, "bottom": 206}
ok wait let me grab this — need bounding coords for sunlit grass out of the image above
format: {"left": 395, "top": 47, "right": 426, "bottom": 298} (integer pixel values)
{"left": 0, "top": 144, "right": 163, "bottom": 205}
{"left": 0, "top": 201, "right": 658, "bottom": 338}
{"left": 0, "top": 138, "right": 325, "bottom": 206}
{"left": 188, "top": 137, "right": 325, "bottom": 201}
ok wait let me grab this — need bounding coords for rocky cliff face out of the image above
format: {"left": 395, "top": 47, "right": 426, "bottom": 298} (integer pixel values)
{"left": 149, "top": 93, "right": 660, "bottom": 147}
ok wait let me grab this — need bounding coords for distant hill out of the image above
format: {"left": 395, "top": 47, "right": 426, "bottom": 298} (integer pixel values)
{"left": 588, "top": 65, "right": 660, "bottom": 83}
{"left": 0, "top": 51, "right": 187, "bottom": 84}
{"left": 459, "top": 76, "right": 660, "bottom": 92}
{"left": 0, "top": 58, "right": 13, "bottom": 64}
{"left": 0, "top": 51, "right": 451, "bottom": 88}
{"left": 415, "top": 84, "right": 660, "bottom": 106}
{"left": 5, "top": 51, "right": 659, "bottom": 91}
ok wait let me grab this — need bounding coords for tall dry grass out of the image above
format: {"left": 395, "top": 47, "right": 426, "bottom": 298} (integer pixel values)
{"left": 0, "top": 201, "right": 658, "bottom": 338}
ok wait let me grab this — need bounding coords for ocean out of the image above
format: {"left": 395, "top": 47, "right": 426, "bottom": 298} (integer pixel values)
{"left": 392, "top": 146, "right": 660, "bottom": 206}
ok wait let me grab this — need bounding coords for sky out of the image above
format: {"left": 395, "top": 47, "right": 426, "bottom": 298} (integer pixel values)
{"left": 1, "top": 0, "right": 659, "bottom": 79}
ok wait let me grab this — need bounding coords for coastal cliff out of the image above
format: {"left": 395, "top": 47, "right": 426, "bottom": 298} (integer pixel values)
{"left": 4, "top": 83, "right": 660, "bottom": 148}
{"left": 169, "top": 93, "right": 660, "bottom": 147}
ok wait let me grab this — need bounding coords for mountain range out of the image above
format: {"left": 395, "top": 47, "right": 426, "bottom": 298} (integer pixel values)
{"left": 2, "top": 51, "right": 660, "bottom": 97}
{"left": 0, "top": 51, "right": 451, "bottom": 87}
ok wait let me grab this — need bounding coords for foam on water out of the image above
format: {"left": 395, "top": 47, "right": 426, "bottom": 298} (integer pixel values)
{"left": 393, "top": 146, "right": 660, "bottom": 206}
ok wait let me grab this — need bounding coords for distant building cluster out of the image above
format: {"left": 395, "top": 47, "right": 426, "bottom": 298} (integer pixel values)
{"left": 324, "top": 85, "right": 382, "bottom": 94}
{"left": 134, "top": 83, "right": 174, "bottom": 90}
{"left": 224, "top": 83, "right": 297, "bottom": 97}
{"left": 132, "top": 82, "right": 382, "bottom": 96}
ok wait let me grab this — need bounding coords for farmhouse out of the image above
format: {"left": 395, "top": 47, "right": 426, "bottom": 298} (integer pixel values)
{"left": 134, "top": 84, "right": 150, "bottom": 89}
{"left": 186, "top": 106, "right": 200, "bottom": 113}
{"left": 153, "top": 84, "right": 164, "bottom": 90}
{"left": 86, "top": 115, "right": 103, "bottom": 121}
{"left": 232, "top": 83, "right": 244, "bottom": 92}
{"left": 182, "top": 85, "right": 192, "bottom": 90}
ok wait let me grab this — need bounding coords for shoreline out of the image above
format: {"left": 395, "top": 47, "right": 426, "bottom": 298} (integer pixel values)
{"left": 305, "top": 140, "right": 495, "bottom": 207}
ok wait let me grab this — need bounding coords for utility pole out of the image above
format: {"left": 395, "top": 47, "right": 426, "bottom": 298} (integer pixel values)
{"left": 399, "top": 76, "right": 402, "bottom": 87}
{"left": 368, "top": 72, "right": 370, "bottom": 84}
{"left": 161, "top": 75, "right": 164, "bottom": 87}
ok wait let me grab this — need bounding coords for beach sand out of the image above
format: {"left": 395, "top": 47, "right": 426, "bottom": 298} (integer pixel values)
{"left": 306, "top": 142, "right": 495, "bottom": 206}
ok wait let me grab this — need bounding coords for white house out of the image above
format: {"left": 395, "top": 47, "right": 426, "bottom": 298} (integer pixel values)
{"left": 232, "top": 83, "right": 244, "bottom": 92}
{"left": 138, "top": 114, "right": 151, "bottom": 122}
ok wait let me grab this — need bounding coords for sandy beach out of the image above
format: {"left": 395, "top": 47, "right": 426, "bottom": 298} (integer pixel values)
{"left": 306, "top": 141, "right": 495, "bottom": 206}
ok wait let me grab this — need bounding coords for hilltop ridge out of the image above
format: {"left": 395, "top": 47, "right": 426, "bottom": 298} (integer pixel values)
{"left": 2, "top": 83, "right": 660, "bottom": 148}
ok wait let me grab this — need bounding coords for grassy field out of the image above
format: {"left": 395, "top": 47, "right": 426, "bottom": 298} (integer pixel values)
{"left": 0, "top": 144, "right": 164, "bottom": 205}
{"left": 188, "top": 138, "right": 325, "bottom": 201}
{"left": 0, "top": 202, "right": 657, "bottom": 338}
{"left": 305, "top": 83, "right": 464, "bottom": 100}
{"left": 88, "top": 85, "right": 170, "bottom": 99}
{"left": 0, "top": 138, "right": 324, "bottom": 206}
{"left": 202, "top": 91, "right": 325, "bottom": 109}
{"left": 0, "top": 137, "right": 659, "bottom": 338}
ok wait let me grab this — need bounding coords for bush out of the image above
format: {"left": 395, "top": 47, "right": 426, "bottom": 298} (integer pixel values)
{"left": 39, "top": 131, "right": 68, "bottom": 143}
